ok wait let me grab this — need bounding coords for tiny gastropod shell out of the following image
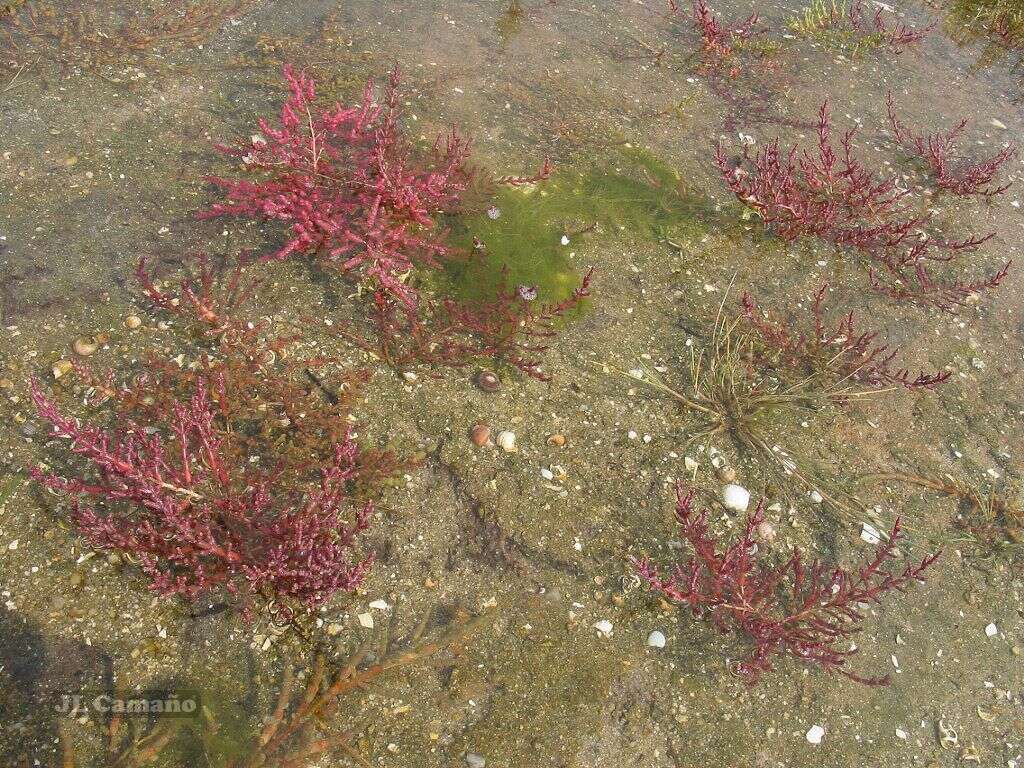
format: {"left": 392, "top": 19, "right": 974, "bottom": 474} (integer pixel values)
{"left": 495, "top": 430, "right": 517, "bottom": 453}
{"left": 72, "top": 336, "right": 99, "bottom": 357}
{"left": 469, "top": 424, "right": 491, "bottom": 447}
{"left": 52, "top": 360, "right": 74, "bottom": 379}
{"left": 474, "top": 369, "right": 501, "bottom": 392}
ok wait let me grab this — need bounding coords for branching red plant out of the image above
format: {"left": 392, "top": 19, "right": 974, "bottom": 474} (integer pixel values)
{"left": 332, "top": 268, "right": 594, "bottom": 380}
{"left": 28, "top": 256, "right": 405, "bottom": 618}
{"left": 741, "top": 284, "right": 950, "bottom": 390}
{"left": 803, "top": 0, "right": 933, "bottom": 53}
{"left": 31, "top": 378, "right": 373, "bottom": 615}
{"left": 886, "top": 91, "right": 1017, "bottom": 197}
{"left": 682, "top": 0, "right": 759, "bottom": 58}
{"left": 199, "top": 65, "right": 474, "bottom": 309}
{"left": 714, "top": 100, "right": 1007, "bottom": 309}
{"left": 632, "top": 484, "right": 940, "bottom": 684}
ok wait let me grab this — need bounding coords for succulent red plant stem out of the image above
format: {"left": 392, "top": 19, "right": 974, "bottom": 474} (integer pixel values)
{"left": 714, "top": 100, "right": 1007, "bottom": 309}
{"left": 632, "top": 484, "right": 939, "bottom": 684}
{"left": 741, "top": 284, "right": 951, "bottom": 390}
{"left": 886, "top": 91, "right": 1017, "bottom": 197}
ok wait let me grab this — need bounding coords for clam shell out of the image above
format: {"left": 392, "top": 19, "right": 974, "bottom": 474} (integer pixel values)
{"left": 496, "top": 430, "right": 517, "bottom": 452}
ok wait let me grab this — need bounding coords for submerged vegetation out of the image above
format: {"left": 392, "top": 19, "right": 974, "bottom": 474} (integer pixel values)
{"left": 714, "top": 100, "right": 1008, "bottom": 309}
{"left": 0, "top": 0, "right": 258, "bottom": 73}
{"left": 4, "top": 0, "right": 1024, "bottom": 765}
{"left": 787, "top": 0, "right": 934, "bottom": 55}
{"left": 633, "top": 484, "right": 938, "bottom": 684}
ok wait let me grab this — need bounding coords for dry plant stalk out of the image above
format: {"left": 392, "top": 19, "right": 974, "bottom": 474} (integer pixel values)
{"left": 57, "top": 608, "right": 492, "bottom": 768}
{"left": 231, "top": 607, "right": 492, "bottom": 768}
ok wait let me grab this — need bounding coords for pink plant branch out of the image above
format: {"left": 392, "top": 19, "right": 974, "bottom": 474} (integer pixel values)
{"left": 333, "top": 267, "right": 594, "bottom": 380}
{"left": 199, "top": 65, "right": 473, "bottom": 309}
{"left": 632, "top": 484, "right": 939, "bottom": 684}
{"left": 887, "top": 91, "right": 1017, "bottom": 197}
{"left": 741, "top": 285, "right": 950, "bottom": 391}
{"left": 29, "top": 377, "right": 373, "bottom": 615}
{"left": 714, "top": 100, "right": 1005, "bottom": 309}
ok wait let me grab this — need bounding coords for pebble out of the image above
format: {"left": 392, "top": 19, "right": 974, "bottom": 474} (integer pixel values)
{"left": 357, "top": 612, "right": 374, "bottom": 629}
{"left": 808, "top": 490, "right": 824, "bottom": 504}
{"left": 593, "top": 619, "right": 613, "bottom": 637}
{"left": 985, "top": 622, "right": 998, "bottom": 637}
{"left": 722, "top": 484, "right": 750, "bottom": 512}
{"left": 860, "top": 523, "right": 882, "bottom": 545}
{"left": 124, "top": 315, "right": 142, "bottom": 330}
{"left": 465, "top": 753, "right": 486, "bottom": 768}
{"left": 806, "top": 725, "right": 825, "bottom": 745}
{"left": 646, "top": 630, "right": 666, "bottom": 648}
{"left": 547, "top": 434, "right": 566, "bottom": 447}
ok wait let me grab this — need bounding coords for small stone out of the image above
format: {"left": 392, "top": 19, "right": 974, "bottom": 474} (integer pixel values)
{"left": 806, "top": 725, "right": 825, "bottom": 745}
{"left": 357, "top": 612, "right": 374, "bottom": 629}
{"left": 465, "top": 753, "right": 486, "bottom": 768}
{"left": 369, "top": 599, "right": 390, "bottom": 610}
{"left": 401, "top": 371, "right": 418, "bottom": 383}
{"left": 546, "top": 434, "right": 566, "bottom": 447}
{"left": 755, "top": 521, "right": 776, "bottom": 542}
{"left": 722, "top": 484, "right": 750, "bottom": 512}
{"left": 860, "top": 523, "right": 882, "bottom": 545}
{"left": 593, "top": 619, "right": 613, "bottom": 637}
{"left": 684, "top": 456, "right": 699, "bottom": 472}
{"left": 124, "top": 315, "right": 143, "bottom": 330}
{"left": 716, "top": 465, "right": 736, "bottom": 483}
{"left": 559, "top": 234, "right": 570, "bottom": 245}
{"left": 808, "top": 490, "right": 824, "bottom": 504}
{"left": 646, "top": 630, "right": 666, "bottom": 649}
{"left": 984, "top": 622, "right": 998, "bottom": 637}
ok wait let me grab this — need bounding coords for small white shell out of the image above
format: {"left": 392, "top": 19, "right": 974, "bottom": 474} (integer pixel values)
{"left": 496, "top": 431, "right": 517, "bottom": 453}
{"left": 806, "top": 725, "right": 825, "bottom": 745}
{"left": 646, "top": 630, "right": 666, "bottom": 648}
{"left": 722, "top": 484, "right": 750, "bottom": 512}
{"left": 593, "top": 619, "right": 613, "bottom": 637}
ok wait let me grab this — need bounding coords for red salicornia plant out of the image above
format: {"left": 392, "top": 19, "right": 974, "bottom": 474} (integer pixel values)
{"left": 28, "top": 256, "right": 403, "bottom": 618}
{"left": 714, "top": 100, "right": 1007, "bottom": 309}
{"left": 200, "top": 65, "right": 473, "bottom": 309}
{"left": 333, "top": 267, "right": 593, "bottom": 380}
{"left": 632, "top": 484, "right": 939, "bottom": 684}
{"left": 886, "top": 91, "right": 1017, "bottom": 197}
{"left": 682, "top": 0, "right": 759, "bottom": 59}
{"left": 789, "top": 0, "right": 933, "bottom": 54}
{"left": 31, "top": 378, "right": 374, "bottom": 617}
{"left": 741, "top": 284, "right": 950, "bottom": 390}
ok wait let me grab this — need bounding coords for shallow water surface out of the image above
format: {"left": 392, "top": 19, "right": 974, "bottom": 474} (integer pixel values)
{"left": 1, "top": 1, "right": 1023, "bottom": 767}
